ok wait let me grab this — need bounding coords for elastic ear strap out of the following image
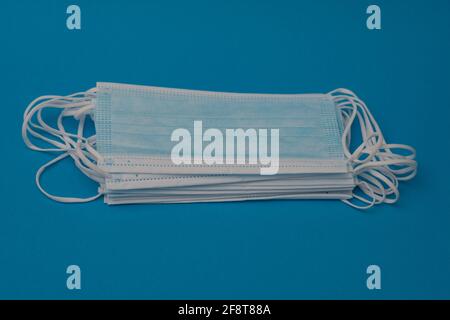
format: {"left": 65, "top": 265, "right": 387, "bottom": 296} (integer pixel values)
{"left": 22, "top": 89, "right": 106, "bottom": 203}
{"left": 329, "top": 89, "right": 417, "bottom": 209}
{"left": 35, "top": 152, "right": 102, "bottom": 203}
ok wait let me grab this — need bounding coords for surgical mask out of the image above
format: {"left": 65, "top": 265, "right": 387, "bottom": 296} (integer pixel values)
{"left": 22, "top": 83, "right": 417, "bottom": 209}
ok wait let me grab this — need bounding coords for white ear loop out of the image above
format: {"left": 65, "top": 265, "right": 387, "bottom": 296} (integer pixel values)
{"left": 329, "top": 89, "right": 417, "bottom": 209}
{"left": 22, "top": 88, "right": 108, "bottom": 203}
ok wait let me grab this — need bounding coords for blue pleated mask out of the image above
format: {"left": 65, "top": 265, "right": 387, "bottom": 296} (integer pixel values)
{"left": 94, "top": 82, "right": 349, "bottom": 176}
{"left": 22, "top": 82, "right": 417, "bottom": 208}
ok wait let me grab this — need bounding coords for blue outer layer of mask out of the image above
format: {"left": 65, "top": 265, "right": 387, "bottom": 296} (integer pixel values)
{"left": 94, "top": 82, "right": 345, "bottom": 163}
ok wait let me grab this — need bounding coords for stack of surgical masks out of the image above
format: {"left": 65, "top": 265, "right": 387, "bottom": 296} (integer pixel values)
{"left": 22, "top": 82, "right": 417, "bottom": 209}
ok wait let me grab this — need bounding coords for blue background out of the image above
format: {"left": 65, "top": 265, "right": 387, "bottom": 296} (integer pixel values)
{"left": 0, "top": 0, "right": 449, "bottom": 299}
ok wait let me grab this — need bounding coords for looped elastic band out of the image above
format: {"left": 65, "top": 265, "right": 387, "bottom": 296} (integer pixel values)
{"left": 22, "top": 88, "right": 107, "bottom": 203}
{"left": 329, "top": 89, "right": 417, "bottom": 209}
